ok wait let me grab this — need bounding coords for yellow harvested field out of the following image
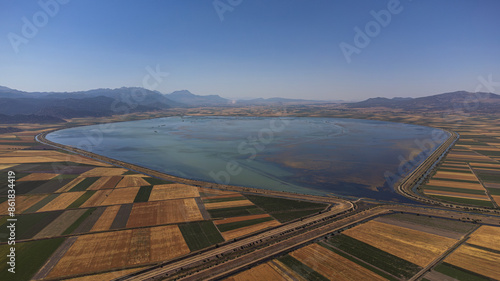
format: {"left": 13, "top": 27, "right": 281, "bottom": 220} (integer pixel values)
{"left": 214, "top": 214, "right": 271, "bottom": 225}
{"left": 80, "top": 190, "right": 113, "bottom": 207}
{"left": 81, "top": 167, "right": 128, "bottom": 177}
{"left": 427, "top": 179, "right": 485, "bottom": 190}
{"left": 0, "top": 194, "right": 47, "bottom": 215}
{"left": 149, "top": 225, "right": 190, "bottom": 262}
{"left": 203, "top": 194, "right": 244, "bottom": 200}
{"left": 472, "top": 147, "right": 500, "bottom": 152}
{"left": 0, "top": 164, "right": 18, "bottom": 170}
{"left": 424, "top": 190, "right": 489, "bottom": 201}
{"left": 91, "top": 205, "right": 121, "bottom": 232}
{"left": 492, "top": 195, "right": 500, "bottom": 205}
{"left": 99, "top": 187, "right": 140, "bottom": 206}
{"left": 63, "top": 267, "right": 148, "bottom": 281}
{"left": 224, "top": 263, "right": 286, "bottom": 281}
{"left": 290, "top": 244, "right": 386, "bottom": 281}
{"left": 205, "top": 199, "right": 254, "bottom": 210}
{"left": 222, "top": 220, "right": 281, "bottom": 240}
{"left": 126, "top": 198, "right": 203, "bottom": 228}
{"left": 18, "top": 173, "right": 59, "bottom": 181}
{"left": 467, "top": 225, "right": 500, "bottom": 252}
{"left": 149, "top": 184, "right": 200, "bottom": 201}
{"left": 48, "top": 225, "right": 189, "bottom": 279}
{"left": 87, "top": 176, "right": 112, "bottom": 190}
{"left": 433, "top": 171, "right": 477, "bottom": 181}
{"left": 115, "top": 176, "right": 151, "bottom": 188}
{"left": 447, "top": 153, "right": 494, "bottom": 162}
{"left": 56, "top": 177, "right": 85, "bottom": 193}
{"left": 38, "top": 192, "right": 85, "bottom": 212}
{"left": 0, "top": 156, "right": 62, "bottom": 164}
{"left": 470, "top": 162, "right": 500, "bottom": 169}
{"left": 445, "top": 245, "right": 500, "bottom": 280}
{"left": 343, "top": 220, "right": 457, "bottom": 267}
{"left": 198, "top": 187, "right": 241, "bottom": 196}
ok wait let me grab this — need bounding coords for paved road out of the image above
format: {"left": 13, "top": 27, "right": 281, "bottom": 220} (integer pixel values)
{"left": 119, "top": 204, "right": 500, "bottom": 281}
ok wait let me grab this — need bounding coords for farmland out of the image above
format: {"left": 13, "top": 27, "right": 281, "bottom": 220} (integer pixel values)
{"left": 1, "top": 110, "right": 500, "bottom": 280}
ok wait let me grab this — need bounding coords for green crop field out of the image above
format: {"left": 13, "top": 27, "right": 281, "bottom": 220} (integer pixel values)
{"left": 434, "top": 263, "right": 489, "bottom": 281}
{"left": 69, "top": 177, "right": 99, "bottom": 192}
{"left": 179, "top": 221, "right": 224, "bottom": 251}
{"left": 134, "top": 186, "right": 153, "bottom": 202}
{"left": 67, "top": 191, "right": 96, "bottom": 208}
{"left": 318, "top": 242, "right": 398, "bottom": 281}
{"left": 0, "top": 237, "right": 65, "bottom": 281}
{"left": 271, "top": 208, "right": 324, "bottom": 222}
{"left": 423, "top": 185, "right": 486, "bottom": 195}
{"left": 0, "top": 211, "right": 63, "bottom": 241}
{"left": 62, "top": 208, "right": 96, "bottom": 235}
{"left": 144, "top": 177, "right": 174, "bottom": 185}
{"left": 326, "top": 234, "right": 421, "bottom": 279}
{"left": 430, "top": 195, "right": 494, "bottom": 207}
{"left": 277, "top": 255, "right": 329, "bottom": 281}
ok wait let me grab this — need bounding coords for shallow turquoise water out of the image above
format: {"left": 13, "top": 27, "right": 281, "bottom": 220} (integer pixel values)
{"left": 47, "top": 116, "right": 448, "bottom": 202}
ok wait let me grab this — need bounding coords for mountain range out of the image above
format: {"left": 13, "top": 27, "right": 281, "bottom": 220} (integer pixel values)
{"left": 0, "top": 86, "right": 498, "bottom": 123}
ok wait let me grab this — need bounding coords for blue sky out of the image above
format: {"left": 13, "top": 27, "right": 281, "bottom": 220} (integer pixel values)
{"left": 1, "top": 0, "right": 499, "bottom": 100}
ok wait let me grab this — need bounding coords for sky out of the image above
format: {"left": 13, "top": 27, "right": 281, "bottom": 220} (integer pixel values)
{"left": 1, "top": 0, "right": 499, "bottom": 101}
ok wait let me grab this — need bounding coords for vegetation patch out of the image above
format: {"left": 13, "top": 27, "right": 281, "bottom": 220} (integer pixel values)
{"left": 430, "top": 195, "right": 494, "bottom": 207}
{"left": 144, "top": 177, "right": 174, "bottom": 185}
{"left": 69, "top": 177, "right": 99, "bottom": 192}
{"left": 67, "top": 190, "right": 97, "bottom": 208}
{"left": 434, "top": 262, "right": 489, "bottom": 281}
{"left": 277, "top": 255, "right": 329, "bottom": 281}
{"left": 423, "top": 185, "right": 486, "bottom": 195}
{"left": 326, "top": 234, "right": 421, "bottom": 279}
{"left": 134, "top": 186, "right": 153, "bottom": 202}
{"left": 62, "top": 208, "right": 96, "bottom": 235}
{"left": 271, "top": 208, "right": 324, "bottom": 223}
{"left": 179, "top": 221, "right": 224, "bottom": 251}
{"left": 0, "top": 238, "right": 66, "bottom": 281}
{"left": 318, "top": 242, "right": 398, "bottom": 281}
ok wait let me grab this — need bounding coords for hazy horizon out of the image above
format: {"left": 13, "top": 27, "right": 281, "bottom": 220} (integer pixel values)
{"left": 1, "top": 0, "right": 499, "bottom": 100}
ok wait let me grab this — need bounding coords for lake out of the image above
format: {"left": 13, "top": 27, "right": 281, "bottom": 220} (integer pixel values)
{"left": 46, "top": 116, "right": 449, "bottom": 202}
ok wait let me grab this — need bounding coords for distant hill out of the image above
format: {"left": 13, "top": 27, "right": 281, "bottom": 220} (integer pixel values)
{"left": 233, "top": 97, "right": 325, "bottom": 106}
{"left": 165, "top": 90, "right": 230, "bottom": 106}
{"left": 0, "top": 86, "right": 179, "bottom": 120}
{"left": 346, "top": 91, "right": 500, "bottom": 113}
{"left": 0, "top": 113, "right": 65, "bottom": 124}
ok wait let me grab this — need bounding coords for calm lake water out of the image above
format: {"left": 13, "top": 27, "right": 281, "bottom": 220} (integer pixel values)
{"left": 47, "top": 116, "right": 448, "bottom": 202}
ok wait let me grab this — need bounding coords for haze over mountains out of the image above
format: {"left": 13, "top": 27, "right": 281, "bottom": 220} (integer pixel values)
{"left": 0, "top": 86, "right": 499, "bottom": 123}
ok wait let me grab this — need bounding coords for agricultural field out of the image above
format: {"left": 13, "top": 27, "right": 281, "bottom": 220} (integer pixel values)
{"left": 149, "top": 183, "right": 200, "bottom": 201}
{"left": 224, "top": 212, "right": 495, "bottom": 281}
